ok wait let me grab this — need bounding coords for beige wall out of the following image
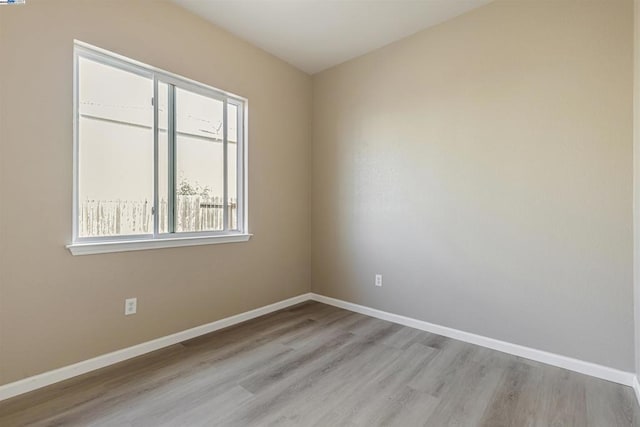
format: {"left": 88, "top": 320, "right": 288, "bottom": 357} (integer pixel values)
{"left": 635, "top": 0, "right": 640, "bottom": 377}
{"left": 312, "top": 0, "right": 635, "bottom": 370}
{"left": 0, "top": 0, "right": 312, "bottom": 385}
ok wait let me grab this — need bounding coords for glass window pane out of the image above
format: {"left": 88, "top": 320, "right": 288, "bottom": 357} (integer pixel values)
{"left": 78, "top": 57, "right": 153, "bottom": 237}
{"left": 227, "top": 103, "right": 239, "bottom": 230}
{"left": 175, "top": 88, "right": 224, "bottom": 232}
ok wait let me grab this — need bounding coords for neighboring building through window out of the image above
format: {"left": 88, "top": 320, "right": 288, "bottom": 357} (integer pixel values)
{"left": 71, "top": 41, "right": 247, "bottom": 253}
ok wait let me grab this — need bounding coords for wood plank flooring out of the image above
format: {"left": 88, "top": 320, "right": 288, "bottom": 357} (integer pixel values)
{"left": 0, "top": 301, "right": 638, "bottom": 426}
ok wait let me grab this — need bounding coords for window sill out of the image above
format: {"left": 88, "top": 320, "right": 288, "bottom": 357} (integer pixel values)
{"left": 66, "top": 234, "right": 252, "bottom": 256}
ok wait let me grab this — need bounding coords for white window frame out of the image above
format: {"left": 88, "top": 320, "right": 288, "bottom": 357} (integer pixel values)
{"left": 67, "top": 41, "right": 250, "bottom": 255}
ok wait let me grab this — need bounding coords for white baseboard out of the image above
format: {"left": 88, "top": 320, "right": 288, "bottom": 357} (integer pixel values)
{"left": 309, "top": 293, "right": 636, "bottom": 388}
{"left": 0, "top": 291, "right": 635, "bottom": 402}
{"left": 0, "top": 293, "right": 312, "bottom": 402}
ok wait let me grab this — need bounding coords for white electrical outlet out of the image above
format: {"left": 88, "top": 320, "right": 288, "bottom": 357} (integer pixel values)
{"left": 375, "top": 274, "right": 383, "bottom": 287}
{"left": 125, "top": 298, "right": 137, "bottom": 315}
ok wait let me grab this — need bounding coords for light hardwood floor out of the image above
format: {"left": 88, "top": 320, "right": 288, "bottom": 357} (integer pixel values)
{"left": 0, "top": 301, "right": 638, "bottom": 426}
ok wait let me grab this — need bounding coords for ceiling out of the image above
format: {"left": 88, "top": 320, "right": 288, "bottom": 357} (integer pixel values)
{"left": 171, "top": 0, "right": 492, "bottom": 74}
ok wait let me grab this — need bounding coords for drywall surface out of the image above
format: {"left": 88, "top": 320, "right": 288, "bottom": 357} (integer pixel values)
{"left": 634, "top": 0, "right": 640, "bottom": 377}
{"left": 312, "top": 0, "right": 634, "bottom": 370}
{"left": 0, "top": 0, "right": 312, "bottom": 385}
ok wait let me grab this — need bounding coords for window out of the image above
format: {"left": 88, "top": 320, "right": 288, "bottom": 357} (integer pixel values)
{"left": 69, "top": 42, "right": 249, "bottom": 255}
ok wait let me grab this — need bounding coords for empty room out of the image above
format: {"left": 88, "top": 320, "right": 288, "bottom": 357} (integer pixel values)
{"left": 1, "top": 0, "right": 639, "bottom": 425}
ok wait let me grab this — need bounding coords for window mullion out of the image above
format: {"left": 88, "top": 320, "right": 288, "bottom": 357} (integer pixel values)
{"left": 153, "top": 76, "right": 159, "bottom": 237}
{"left": 223, "top": 99, "right": 229, "bottom": 232}
{"left": 168, "top": 84, "right": 176, "bottom": 234}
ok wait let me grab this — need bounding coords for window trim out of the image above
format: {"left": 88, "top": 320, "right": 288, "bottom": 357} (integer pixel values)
{"left": 67, "top": 234, "right": 252, "bottom": 256}
{"left": 68, "top": 41, "right": 250, "bottom": 255}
